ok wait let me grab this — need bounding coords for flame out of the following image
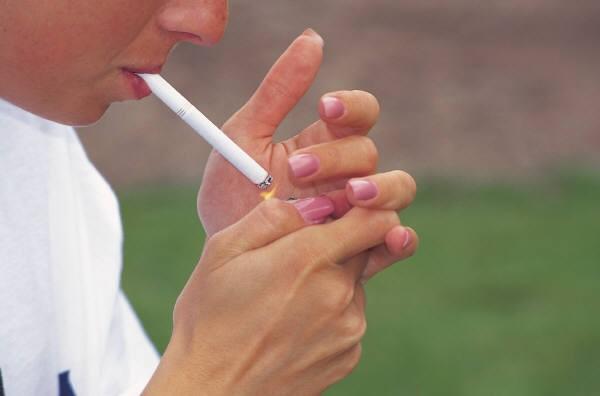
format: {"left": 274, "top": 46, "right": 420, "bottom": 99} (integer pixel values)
{"left": 260, "top": 185, "right": 278, "bottom": 201}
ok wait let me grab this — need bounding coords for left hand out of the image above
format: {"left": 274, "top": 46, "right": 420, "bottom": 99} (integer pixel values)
{"left": 198, "top": 29, "right": 418, "bottom": 279}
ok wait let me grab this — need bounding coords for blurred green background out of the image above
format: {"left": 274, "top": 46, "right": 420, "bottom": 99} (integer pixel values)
{"left": 78, "top": 0, "right": 600, "bottom": 394}
{"left": 120, "top": 173, "right": 600, "bottom": 396}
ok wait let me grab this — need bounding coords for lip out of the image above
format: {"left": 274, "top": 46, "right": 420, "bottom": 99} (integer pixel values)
{"left": 121, "top": 65, "right": 163, "bottom": 99}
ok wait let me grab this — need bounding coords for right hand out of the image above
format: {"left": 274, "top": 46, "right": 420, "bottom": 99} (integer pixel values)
{"left": 144, "top": 193, "right": 416, "bottom": 395}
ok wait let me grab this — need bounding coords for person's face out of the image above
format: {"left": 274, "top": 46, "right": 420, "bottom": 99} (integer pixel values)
{"left": 0, "top": 0, "right": 228, "bottom": 125}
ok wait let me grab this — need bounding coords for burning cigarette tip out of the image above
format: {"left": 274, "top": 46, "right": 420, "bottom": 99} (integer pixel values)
{"left": 258, "top": 175, "right": 274, "bottom": 190}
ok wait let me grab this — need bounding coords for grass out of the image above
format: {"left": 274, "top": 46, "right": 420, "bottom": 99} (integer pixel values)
{"left": 119, "top": 173, "right": 600, "bottom": 395}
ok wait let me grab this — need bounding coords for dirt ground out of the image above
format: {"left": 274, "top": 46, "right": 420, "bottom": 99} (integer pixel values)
{"left": 80, "top": 0, "right": 600, "bottom": 187}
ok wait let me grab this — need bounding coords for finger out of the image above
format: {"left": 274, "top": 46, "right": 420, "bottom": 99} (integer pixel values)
{"left": 287, "top": 135, "right": 378, "bottom": 183}
{"left": 205, "top": 197, "right": 334, "bottom": 265}
{"left": 319, "top": 91, "right": 380, "bottom": 136}
{"left": 324, "top": 170, "right": 417, "bottom": 218}
{"left": 346, "top": 170, "right": 417, "bottom": 211}
{"left": 361, "top": 226, "right": 419, "bottom": 281}
{"left": 324, "top": 189, "right": 352, "bottom": 219}
{"left": 226, "top": 29, "right": 323, "bottom": 139}
{"left": 320, "top": 343, "right": 363, "bottom": 385}
{"left": 287, "top": 90, "right": 381, "bottom": 149}
{"left": 298, "top": 207, "right": 400, "bottom": 270}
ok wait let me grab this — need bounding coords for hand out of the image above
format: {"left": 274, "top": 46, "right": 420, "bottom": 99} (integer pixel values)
{"left": 198, "top": 29, "right": 380, "bottom": 234}
{"left": 144, "top": 197, "right": 407, "bottom": 395}
{"left": 197, "top": 29, "right": 418, "bottom": 278}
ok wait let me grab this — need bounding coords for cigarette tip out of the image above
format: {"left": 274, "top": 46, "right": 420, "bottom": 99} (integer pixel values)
{"left": 257, "top": 175, "right": 274, "bottom": 190}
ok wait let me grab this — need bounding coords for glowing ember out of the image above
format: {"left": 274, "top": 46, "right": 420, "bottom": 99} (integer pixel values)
{"left": 260, "top": 186, "right": 278, "bottom": 201}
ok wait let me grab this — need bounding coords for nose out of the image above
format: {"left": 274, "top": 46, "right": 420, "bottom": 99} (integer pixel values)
{"left": 157, "top": 0, "right": 228, "bottom": 46}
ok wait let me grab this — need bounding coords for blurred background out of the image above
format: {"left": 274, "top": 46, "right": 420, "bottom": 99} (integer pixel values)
{"left": 80, "top": 1, "right": 600, "bottom": 395}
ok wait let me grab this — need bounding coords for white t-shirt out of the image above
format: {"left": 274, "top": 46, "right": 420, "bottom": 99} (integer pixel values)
{"left": 0, "top": 99, "right": 159, "bottom": 396}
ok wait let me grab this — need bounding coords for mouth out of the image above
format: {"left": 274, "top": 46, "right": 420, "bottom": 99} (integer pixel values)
{"left": 120, "top": 65, "right": 163, "bottom": 99}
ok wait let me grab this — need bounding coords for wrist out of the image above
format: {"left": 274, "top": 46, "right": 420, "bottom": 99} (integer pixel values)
{"left": 143, "top": 334, "right": 226, "bottom": 396}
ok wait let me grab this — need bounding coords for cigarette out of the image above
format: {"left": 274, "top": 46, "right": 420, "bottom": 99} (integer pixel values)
{"left": 138, "top": 73, "right": 273, "bottom": 190}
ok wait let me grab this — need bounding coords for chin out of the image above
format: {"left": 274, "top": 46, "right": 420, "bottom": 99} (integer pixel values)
{"left": 2, "top": 83, "right": 114, "bottom": 126}
{"left": 45, "top": 102, "right": 110, "bottom": 127}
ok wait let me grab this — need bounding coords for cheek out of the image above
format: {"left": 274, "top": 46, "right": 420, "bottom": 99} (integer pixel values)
{"left": 2, "top": 0, "right": 163, "bottom": 125}
{"left": 25, "top": 1, "right": 158, "bottom": 80}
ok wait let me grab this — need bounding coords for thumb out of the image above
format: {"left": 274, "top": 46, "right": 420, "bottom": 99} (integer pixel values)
{"left": 202, "top": 196, "right": 334, "bottom": 267}
{"left": 224, "top": 29, "right": 324, "bottom": 141}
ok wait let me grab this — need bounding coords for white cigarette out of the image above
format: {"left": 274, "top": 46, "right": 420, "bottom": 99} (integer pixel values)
{"left": 138, "top": 73, "right": 273, "bottom": 190}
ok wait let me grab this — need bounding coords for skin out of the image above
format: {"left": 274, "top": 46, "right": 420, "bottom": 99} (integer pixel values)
{"left": 0, "top": 0, "right": 227, "bottom": 124}
{"left": 146, "top": 201, "right": 411, "bottom": 395}
{"left": 0, "top": 0, "right": 420, "bottom": 393}
{"left": 198, "top": 31, "right": 419, "bottom": 278}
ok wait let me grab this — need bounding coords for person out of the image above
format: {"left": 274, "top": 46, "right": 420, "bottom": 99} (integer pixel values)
{"left": 0, "top": 1, "right": 419, "bottom": 395}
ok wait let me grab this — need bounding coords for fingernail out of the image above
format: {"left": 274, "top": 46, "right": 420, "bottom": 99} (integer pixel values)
{"left": 320, "top": 97, "right": 345, "bottom": 119}
{"left": 302, "top": 28, "right": 324, "bottom": 47}
{"left": 288, "top": 153, "right": 320, "bottom": 178}
{"left": 348, "top": 179, "right": 378, "bottom": 201}
{"left": 291, "top": 196, "right": 335, "bottom": 224}
{"left": 401, "top": 228, "right": 412, "bottom": 249}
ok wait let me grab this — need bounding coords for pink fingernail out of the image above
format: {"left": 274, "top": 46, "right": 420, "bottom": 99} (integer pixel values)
{"left": 401, "top": 229, "right": 412, "bottom": 249}
{"left": 288, "top": 154, "right": 320, "bottom": 178}
{"left": 291, "top": 196, "right": 335, "bottom": 224}
{"left": 348, "top": 179, "right": 378, "bottom": 201}
{"left": 320, "top": 97, "right": 345, "bottom": 119}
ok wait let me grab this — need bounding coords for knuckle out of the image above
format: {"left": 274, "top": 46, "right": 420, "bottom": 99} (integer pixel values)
{"left": 321, "top": 143, "right": 342, "bottom": 167}
{"left": 370, "top": 209, "right": 400, "bottom": 232}
{"left": 342, "top": 344, "right": 363, "bottom": 376}
{"left": 327, "top": 344, "right": 363, "bottom": 384}
{"left": 341, "top": 312, "right": 367, "bottom": 342}
{"left": 266, "top": 77, "right": 297, "bottom": 103}
{"left": 361, "top": 137, "right": 379, "bottom": 171}
{"left": 347, "top": 208, "right": 398, "bottom": 241}
{"left": 204, "top": 230, "right": 227, "bottom": 252}
{"left": 396, "top": 170, "right": 417, "bottom": 206}
{"left": 203, "top": 231, "right": 245, "bottom": 266}
{"left": 385, "top": 210, "right": 401, "bottom": 227}
{"left": 324, "top": 272, "right": 355, "bottom": 312}
{"left": 348, "top": 343, "right": 363, "bottom": 368}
